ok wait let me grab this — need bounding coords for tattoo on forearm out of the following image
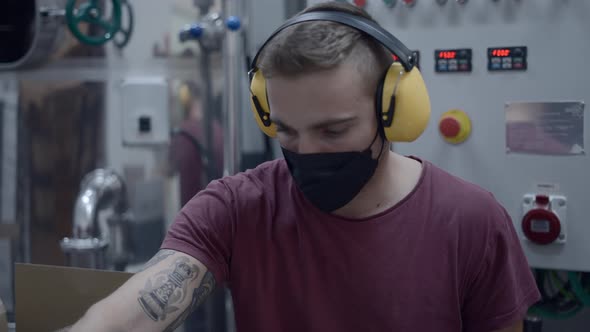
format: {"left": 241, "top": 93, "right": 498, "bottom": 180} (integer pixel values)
{"left": 163, "top": 271, "right": 217, "bottom": 332}
{"left": 137, "top": 256, "right": 200, "bottom": 321}
{"left": 193, "top": 271, "right": 216, "bottom": 308}
{"left": 140, "top": 249, "right": 176, "bottom": 272}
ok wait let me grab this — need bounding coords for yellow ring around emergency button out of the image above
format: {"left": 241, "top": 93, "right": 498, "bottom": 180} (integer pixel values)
{"left": 438, "top": 109, "right": 471, "bottom": 144}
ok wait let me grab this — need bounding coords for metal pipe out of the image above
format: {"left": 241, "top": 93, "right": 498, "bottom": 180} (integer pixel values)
{"left": 60, "top": 169, "right": 130, "bottom": 270}
{"left": 221, "top": 2, "right": 243, "bottom": 331}
{"left": 222, "top": 0, "right": 242, "bottom": 177}
{"left": 210, "top": 3, "right": 241, "bottom": 325}
{"left": 200, "top": 50, "right": 218, "bottom": 181}
{"left": 0, "top": 0, "right": 66, "bottom": 70}
{"left": 71, "top": 169, "right": 128, "bottom": 239}
{"left": 193, "top": 0, "right": 213, "bottom": 15}
{"left": 194, "top": 3, "right": 217, "bottom": 182}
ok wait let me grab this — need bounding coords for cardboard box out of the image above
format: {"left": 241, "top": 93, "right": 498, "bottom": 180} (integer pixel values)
{"left": 14, "top": 263, "right": 132, "bottom": 332}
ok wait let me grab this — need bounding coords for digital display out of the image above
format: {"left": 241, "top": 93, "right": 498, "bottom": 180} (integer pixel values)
{"left": 434, "top": 48, "right": 472, "bottom": 73}
{"left": 438, "top": 51, "right": 456, "bottom": 59}
{"left": 487, "top": 46, "right": 527, "bottom": 71}
{"left": 491, "top": 49, "right": 511, "bottom": 57}
{"left": 392, "top": 50, "right": 420, "bottom": 68}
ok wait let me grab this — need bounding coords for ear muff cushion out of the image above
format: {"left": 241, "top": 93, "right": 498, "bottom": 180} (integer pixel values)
{"left": 250, "top": 70, "right": 277, "bottom": 137}
{"left": 380, "top": 63, "right": 431, "bottom": 142}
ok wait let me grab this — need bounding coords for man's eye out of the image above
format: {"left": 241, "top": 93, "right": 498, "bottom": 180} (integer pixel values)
{"left": 324, "top": 128, "right": 347, "bottom": 137}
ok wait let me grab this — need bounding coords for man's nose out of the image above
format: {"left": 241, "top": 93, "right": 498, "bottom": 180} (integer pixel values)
{"left": 296, "top": 135, "right": 324, "bottom": 154}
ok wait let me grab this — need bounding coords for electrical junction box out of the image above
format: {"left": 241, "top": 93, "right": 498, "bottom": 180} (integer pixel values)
{"left": 521, "top": 193, "right": 567, "bottom": 246}
{"left": 121, "top": 77, "right": 170, "bottom": 146}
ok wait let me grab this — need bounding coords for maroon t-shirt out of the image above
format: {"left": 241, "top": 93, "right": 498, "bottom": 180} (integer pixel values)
{"left": 161, "top": 157, "right": 540, "bottom": 332}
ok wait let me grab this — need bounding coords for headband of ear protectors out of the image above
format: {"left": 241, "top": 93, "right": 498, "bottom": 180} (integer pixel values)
{"left": 248, "top": 11, "right": 431, "bottom": 142}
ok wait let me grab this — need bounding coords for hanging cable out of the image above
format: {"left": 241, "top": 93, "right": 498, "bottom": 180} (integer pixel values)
{"left": 567, "top": 271, "right": 590, "bottom": 306}
{"left": 528, "top": 269, "right": 584, "bottom": 320}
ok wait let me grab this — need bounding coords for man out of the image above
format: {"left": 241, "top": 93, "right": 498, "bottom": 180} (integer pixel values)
{"left": 169, "top": 82, "right": 224, "bottom": 206}
{"left": 67, "top": 2, "right": 540, "bottom": 331}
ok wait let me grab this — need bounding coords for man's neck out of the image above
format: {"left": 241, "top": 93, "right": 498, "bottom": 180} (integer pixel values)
{"left": 332, "top": 151, "right": 422, "bottom": 220}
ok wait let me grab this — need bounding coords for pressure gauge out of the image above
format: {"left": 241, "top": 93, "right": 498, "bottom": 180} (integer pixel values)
{"left": 402, "top": 0, "right": 417, "bottom": 7}
{"left": 384, "top": 0, "right": 398, "bottom": 7}
{"left": 436, "top": 0, "right": 448, "bottom": 5}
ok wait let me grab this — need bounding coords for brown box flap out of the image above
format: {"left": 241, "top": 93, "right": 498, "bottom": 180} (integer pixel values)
{"left": 15, "top": 263, "right": 132, "bottom": 332}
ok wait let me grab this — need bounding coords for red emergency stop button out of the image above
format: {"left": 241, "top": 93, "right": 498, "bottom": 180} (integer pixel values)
{"left": 353, "top": 0, "right": 367, "bottom": 7}
{"left": 438, "top": 109, "right": 471, "bottom": 144}
{"left": 439, "top": 117, "right": 461, "bottom": 138}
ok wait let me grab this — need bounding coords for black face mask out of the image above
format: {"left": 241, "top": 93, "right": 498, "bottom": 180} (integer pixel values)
{"left": 281, "top": 131, "right": 384, "bottom": 213}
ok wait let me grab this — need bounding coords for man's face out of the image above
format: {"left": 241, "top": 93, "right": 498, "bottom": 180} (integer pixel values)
{"left": 266, "top": 62, "right": 380, "bottom": 155}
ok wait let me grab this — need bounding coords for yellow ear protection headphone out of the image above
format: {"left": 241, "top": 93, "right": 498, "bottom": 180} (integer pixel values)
{"left": 248, "top": 11, "right": 431, "bottom": 142}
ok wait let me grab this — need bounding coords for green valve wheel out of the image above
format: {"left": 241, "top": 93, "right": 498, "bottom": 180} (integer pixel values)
{"left": 113, "top": 0, "right": 134, "bottom": 49}
{"left": 65, "top": 0, "right": 122, "bottom": 46}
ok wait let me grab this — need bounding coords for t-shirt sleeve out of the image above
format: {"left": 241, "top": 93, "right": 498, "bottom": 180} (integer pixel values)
{"left": 160, "top": 178, "right": 235, "bottom": 287}
{"left": 461, "top": 200, "right": 541, "bottom": 332}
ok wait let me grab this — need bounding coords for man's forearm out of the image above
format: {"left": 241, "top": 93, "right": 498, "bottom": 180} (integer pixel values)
{"left": 54, "top": 250, "right": 215, "bottom": 332}
{"left": 66, "top": 302, "right": 125, "bottom": 332}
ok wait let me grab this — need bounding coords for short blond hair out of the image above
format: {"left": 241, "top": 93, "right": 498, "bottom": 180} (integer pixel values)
{"left": 256, "top": 1, "right": 392, "bottom": 97}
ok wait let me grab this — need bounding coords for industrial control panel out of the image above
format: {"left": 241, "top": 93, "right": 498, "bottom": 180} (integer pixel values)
{"left": 487, "top": 46, "right": 527, "bottom": 71}
{"left": 310, "top": 0, "right": 590, "bottom": 273}
{"left": 435, "top": 48, "right": 471, "bottom": 72}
